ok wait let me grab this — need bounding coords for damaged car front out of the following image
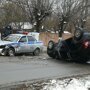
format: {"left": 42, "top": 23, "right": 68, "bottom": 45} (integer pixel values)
{"left": 0, "top": 34, "right": 22, "bottom": 56}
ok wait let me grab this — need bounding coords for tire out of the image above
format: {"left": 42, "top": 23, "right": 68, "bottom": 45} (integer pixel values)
{"left": 74, "top": 28, "right": 84, "bottom": 41}
{"left": 7, "top": 48, "right": 15, "bottom": 56}
{"left": 47, "top": 40, "right": 55, "bottom": 50}
{"left": 47, "top": 40, "right": 57, "bottom": 58}
{"left": 33, "top": 48, "right": 40, "bottom": 56}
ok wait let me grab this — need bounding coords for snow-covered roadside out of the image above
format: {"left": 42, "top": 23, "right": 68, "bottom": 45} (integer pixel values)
{"left": 43, "top": 76, "right": 90, "bottom": 90}
{"left": 10, "top": 75, "right": 90, "bottom": 90}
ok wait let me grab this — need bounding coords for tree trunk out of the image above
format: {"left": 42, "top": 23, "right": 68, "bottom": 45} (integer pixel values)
{"left": 35, "top": 21, "right": 41, "bottom": 32}
{"left": 58, "top": 21, "right": 64, "bottom": 37}
{"left": 59, "top": 30, "right": 63, "bottom": 37}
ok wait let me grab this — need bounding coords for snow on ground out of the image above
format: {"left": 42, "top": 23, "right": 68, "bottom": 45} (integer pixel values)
{"left": 42, "top": 76, "right": 90, "bottom": 90}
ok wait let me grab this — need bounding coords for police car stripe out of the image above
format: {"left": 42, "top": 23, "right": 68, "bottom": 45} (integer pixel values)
{"left": 28, "top": 41, "right": 43, "bottom": 44}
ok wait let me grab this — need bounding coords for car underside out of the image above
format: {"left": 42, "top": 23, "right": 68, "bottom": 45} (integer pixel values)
{"left": 47, "top": 28, "right": 90, "bottom": 63}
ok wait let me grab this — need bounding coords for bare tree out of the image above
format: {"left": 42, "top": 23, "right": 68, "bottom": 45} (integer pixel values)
{"left": 0, "top": 1, "right": 26, "bottom": 29}
{"left": 42, "top": 14, "right": 59, "bottom": 32}
{"left": 12, "top": 0, "right": 54, "bottom": 32}
{"left": 55, "top": 0, "right": 88, "bottom": 37}
{"left": 72, "top": 0, "right": 89, "bottom": 29}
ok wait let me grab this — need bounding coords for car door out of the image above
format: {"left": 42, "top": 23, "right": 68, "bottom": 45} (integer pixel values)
{"left": 18, "top": 36, "right": 29, "bottom": 53}
{"left": 27, "top": 36, "right": 36, "bottom": 52}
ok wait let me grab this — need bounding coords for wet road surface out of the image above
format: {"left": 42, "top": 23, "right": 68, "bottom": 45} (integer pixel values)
{"left": 0, "top": 53, "right": 90, "bottom": 87}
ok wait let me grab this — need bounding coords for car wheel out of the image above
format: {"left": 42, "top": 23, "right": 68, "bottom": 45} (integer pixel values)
{"left": 47, "top": 40, "right": 56, "bottom": 58}
{"left": 8, "top": 48, "right": 15, "bottom": 56}
{"left": 47, "top": 40, "right": 55, "bottom": 50}
{"left": 74, "top": 28, "right": 84, "bottom": 41}
{"left": 33, "top": 48, "right": 40, "bottom": 56}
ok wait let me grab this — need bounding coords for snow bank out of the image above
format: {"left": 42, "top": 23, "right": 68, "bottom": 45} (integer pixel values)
{"left": 43, "top": 77, "right": 90, "bottom": 90}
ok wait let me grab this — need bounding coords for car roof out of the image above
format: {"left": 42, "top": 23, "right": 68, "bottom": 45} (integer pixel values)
{"left": 11, "top": 34, "right": 25, "bottom": 36}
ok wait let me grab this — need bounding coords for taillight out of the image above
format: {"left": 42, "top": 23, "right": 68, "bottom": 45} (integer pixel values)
{"left": 83, "top": 41, "right": 89, "bottom": 48}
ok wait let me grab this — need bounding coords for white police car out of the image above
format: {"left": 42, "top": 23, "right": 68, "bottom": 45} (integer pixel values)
{"left": 0, "top": 34, "right": 43, "bottom": 56}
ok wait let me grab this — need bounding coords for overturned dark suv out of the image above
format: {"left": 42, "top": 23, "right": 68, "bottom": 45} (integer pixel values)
{"left": 47, "top": 28, "right": 90, "bottom": 63}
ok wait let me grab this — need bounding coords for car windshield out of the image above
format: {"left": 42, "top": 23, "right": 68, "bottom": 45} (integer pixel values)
{"left": 3, "top": 35, "right": 21, "bottom": 42}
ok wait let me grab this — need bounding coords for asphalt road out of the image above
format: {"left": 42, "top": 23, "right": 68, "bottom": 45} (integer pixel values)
{"left": 0, "top": 53, "right": 90, "bottom": 86}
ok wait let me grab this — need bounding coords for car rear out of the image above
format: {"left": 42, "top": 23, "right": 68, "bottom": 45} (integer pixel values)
{"left": 74, "top": 33, "right": 90, "bottom": 59}
{"left": 81, "top": 33, "right": 90, "bottom": 57}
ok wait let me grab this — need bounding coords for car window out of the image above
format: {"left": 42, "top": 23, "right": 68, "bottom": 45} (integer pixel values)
{"left": 27, "top": 36, "right": 36, "bottom": 42}
{"left": 19, "top": 36, "right": 27, "bottom": 42}
{"left": 3, "top": 35, "right": 21, "bottom": 42}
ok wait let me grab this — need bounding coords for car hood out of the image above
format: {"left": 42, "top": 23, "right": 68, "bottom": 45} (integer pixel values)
{"left": 0, "top": 40, "right": 13, "bottom": 46}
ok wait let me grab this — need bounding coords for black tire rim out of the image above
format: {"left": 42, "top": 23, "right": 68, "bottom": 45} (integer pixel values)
{"left": 74, "top": 29, "right": 83, "bottom": 41}
{"left": 75, "top": 30, "right": 82, "bottom": 38}
{"left": 75, "top": 30, "right": 81, "bottom": 38}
